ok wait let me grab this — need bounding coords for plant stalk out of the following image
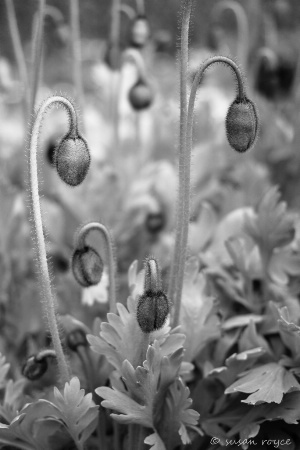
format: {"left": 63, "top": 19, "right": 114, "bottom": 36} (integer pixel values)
{"left": 70, "top": 0, "right": 84, "bottom": 117}
{"left": 29, "top": 96, "right": 78, "bottom": 386}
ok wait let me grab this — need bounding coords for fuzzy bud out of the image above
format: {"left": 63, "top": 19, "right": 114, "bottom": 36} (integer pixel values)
{"left": 136, "top": 257, "right": 169, "bottom": 333}
{"left": 129, "top": 79, "right": 153, "bottom": 111}
{"left": 225, "top": 97, "right": 258, "bottom": 153}
{"left": 137, "top": 290, "right": 169, "bottom": 333}
{"left": 55, "top": 134, "right": 90, "bottom": 186}
{"left": 72, "top": 246, "right": 104, "bottom": 288}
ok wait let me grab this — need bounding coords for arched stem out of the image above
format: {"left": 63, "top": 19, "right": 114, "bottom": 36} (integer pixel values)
{"left": 29, "top": 95, "right": 78, "bottom": 385}
{"left": 123, "top": 48, "right": 148, "bottom": 80}
{"left": 75, "top": 223, "right": 117, "bottom": 314}
{"left": 212, "top": 0, "right": 249, "bottom": 69}
{"left": 70, "top": 0, "right": 84, "bottom": 118}
{"left": 172, "top": 56, "right": 246, "bottom": 327}
{"left": 5, "top": 0, "right": 28, "bottom": 115}
{"left": 136, "top": 0, "right": 145, "bottom": 16}
{"left": 119, "top": 4, "right": 136, "bottom": 21}
{"left": 167, "top": 0, "right": 193, "bottom": 308}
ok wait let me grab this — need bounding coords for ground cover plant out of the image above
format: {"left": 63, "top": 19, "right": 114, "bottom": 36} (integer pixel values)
{"left": 1, "top": 0, "right": 300, "bottom": 449}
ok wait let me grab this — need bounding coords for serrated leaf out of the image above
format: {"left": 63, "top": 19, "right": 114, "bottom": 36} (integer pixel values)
{"left": 165, "top": 379, "right": 201, "bottom": 445}
{"left": 50, "top": 377, "right": 98, "bottom": 449}
{"left": 244, "top": 187, "right": 295, "bottom": 254}
{"left": 0, "top": 354, "right": 10, "bottom": 388}
{"left": 277, "top": 306, "right": 300, "bottom": 359}
{"left": 238, "top": 321, "right": 271, "bottom": 354}
{"left": 0, "top": 379, "right": 27, "bottom": 423}
{"left": 225, "top": 362, "right": 300, "bottom": 404}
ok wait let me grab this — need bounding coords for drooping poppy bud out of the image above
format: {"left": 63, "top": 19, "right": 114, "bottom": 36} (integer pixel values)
{"left": 55, "top": 133, "right": 90, "bottom": 186}
{"left": 45, "top": 138, "right": 57, "bottom": 166}
{"left": 145, "top": 211, "right": 166, "bottom": 234}
{"left": 67, "top": 329, "right": 88, "bottom": 351}
{"left": 130, "top": 16, "right": 150, "bottom": 49}
{"left": 225, "top": 97, "right": 258, "bottom": 153}
{"left": 72, "top": 246, "right": 104, "bottom": 288}
{"left": 22, "top": 350, "right": 56, "bottom": 381}
{"left": 129, "top": 78, "right": 153, "bottom": 111}
{"left": 136, "top": 257, "right": 169, "bottom": 333}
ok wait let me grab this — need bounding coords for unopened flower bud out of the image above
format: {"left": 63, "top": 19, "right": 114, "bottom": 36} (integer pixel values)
{"left": 130, "top": 16, "right": 150, "bottom": 49}
{"left": 136, "top": 257, "right": 169, "bottom": 333}
{"left": 145, "top": 211, "right": 165, "bottom": 234}
{"left": 67, "top": 329, "right": 88, "bottom": 351}
{"left": 22, "top": 350, "right": 56, "bottom": 381}
{"left": 129, "top": 79, "right": 153, "bottom": 111}
{"left": 55, "top": 133, "right": 90, "bottom": 186}
{"left": 72, "top": 246, "right": 104, "bottom": 288}
{"left": 225, "top": 97, "right": 258, "bottom": 153}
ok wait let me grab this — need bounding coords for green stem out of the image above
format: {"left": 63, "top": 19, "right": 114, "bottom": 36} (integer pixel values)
{"left": 5, "top": 0, "right": 28, "bottom": 115}
{"left": 128, "top": 424, "right": 143, "bottom": 450}
{"left": 168, "top": 0, "right": 193, "bottom": 313}
{"left": 29, "top": 0, "right": 45, "bottom": 122}
{"left": 70, "top": 0, "right": 84, "bottom": 117}
{"left": 29, "top": 96, "right": 78, "bottom": 386}
{"left": 212, "top": 0, "right": 249, "bottom": 68}
{"left": 0, "top": 440, "right": 33, "bottom": 450}
{"left": 172, "top": 56, "right": 246, "bottom": 327}
{"left": 76, "top": 223, "right": 117, "bottom": 313}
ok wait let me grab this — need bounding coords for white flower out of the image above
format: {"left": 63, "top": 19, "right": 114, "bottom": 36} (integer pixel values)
{"left": 81, "top": 268, "right": 109, "bottom": 306}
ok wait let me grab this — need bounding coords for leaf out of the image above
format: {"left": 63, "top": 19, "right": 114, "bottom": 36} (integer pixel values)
{"left": 238, "top": 321, "right": 271, "bottom": 354}
{"left": 244, "top": 187, "right": 295, "bottom": 254}
{"left": 51, "top": 377, "right": 98, "bottom": 449}
{"left": 277, "top": 306, "right": 300, "bottom": 359}
{"left": 0, "top": 379, "right": 27, "bottom": 423}
{"left": 164, "top": 379, "right": 201, "bottom": 445}
{"left": 225, "top": 363, "right": 300, "bottom": 404}
{"left": 144, "top": 431, "right": 166, "bottom": 450}
{"left": 209, "top": 348, "right": 265, "bottom": 387}
{"left": 0, "top": 354, "right": 9, "bottom": 388}
{"left": 222, "top": 314, "right": 264, "bottom": 331}
{"left": 88, "top": 295, "right": 185, "bottom": 372}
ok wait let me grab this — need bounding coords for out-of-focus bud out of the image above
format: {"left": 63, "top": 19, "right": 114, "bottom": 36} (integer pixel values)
{"left": 145, "top": 211, "right": 166, "bottom": 234}
{"left": 72, "top": 246, "right": 104, "bottom": 288}
{"left": 55, "top": 134, "right": 90, "bottom": 187}
{"left": 128, "top": 78, "right": 153, "bottom": 111}
{"left": 22, "top": 350, "right": 56, "bottom": 381}
{"left": 130, "top": 16, "right": 150, "bottom": 49}
{"left": 226, "top": 97, "right": 258, "bottom": 153}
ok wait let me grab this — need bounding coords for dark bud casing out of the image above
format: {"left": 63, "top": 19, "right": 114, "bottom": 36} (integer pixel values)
{"left": 72, "top": 246, "right": 104, "bottom": 288}
{"left": 45, "top": 138, "right": 57, "bottom": 166}
{"left": 129, "top": 79, "right": 153, "bottom": 111}
{"left": 226, "top": 98, "right": 258, "bottom": 153}
{"left": 22, "top": 355, "right": 48, "bottom": 381}
{"left": 137, "top": 290, "right": 169, "bottom": 333}
{"left": 55, "top": 134, "right": 90, "bottom": 187}
{"left": 67, "top": 329, "right": 88, "bottom": 351}
{"left": 145, "top": 211, "right": 165, "bottom": 234}
{"left": 130, "top": 16, "right": 150, "bottom": 49}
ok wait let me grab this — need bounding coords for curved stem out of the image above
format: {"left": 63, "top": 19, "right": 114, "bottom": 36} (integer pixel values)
{"left": 136, "top": 0, "right": 145, "bottom": 16}
{"left": 5, "top": 0, "right": 28, "bottom": 115}
{"left": 172, "top": 56, "right": 246, "bottom": 327}
{"left": 76, "top": 223, "right": 117, "bottom": 314}
{"left": 123, "top": 48, "right": 148, "bottom": 80}
{"left": 29, "top": 95, "right": 78, "bottom": 385}
{"left": 144, "top": 258, "right": 160, "bottom": 292}
{"left": 167, "top": 0, "right": 193, "bottom": 308}
{"left": 70, "top": 0, "right": 84, "bottom": 117}
{"left": 119, "top": 4, "right": 136, "bottom": 21}
{"left": 212, "top": 0, "right": 249, "bottom": 69}
{"left": 29, "top": 0, "right": 45, "bottom": 122}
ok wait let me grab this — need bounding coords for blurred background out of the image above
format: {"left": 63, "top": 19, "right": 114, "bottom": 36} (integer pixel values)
{"left": 1, "top": 0, "right": 300, "bottom": 375}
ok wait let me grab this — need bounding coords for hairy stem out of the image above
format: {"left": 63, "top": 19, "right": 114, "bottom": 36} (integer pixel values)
{"left": 29, "top": 0, "right": 45, "bottom": 122}
{"left": 168, "top": 0, "right": 193, "bottom": 316}
{"left": 212, "top": 0, "right": 249, "bottom": 68}
{"left": 76, "top": 223, "right": 117, "bottom": 313}
{"left": 29, "top": 96, "right": 78, "bottom": 385}
{"left": 172, "top": 56, "right": 246, "bottom": 327}
{"left": 5, "top": 0, "right": 28, "bottom": 115}
{"left": 70, "top": 0, "right": 84, "bottom": 117}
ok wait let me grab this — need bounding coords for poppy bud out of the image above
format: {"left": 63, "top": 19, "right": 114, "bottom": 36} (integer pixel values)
{"left": 45, "top": 138, "right": 57, "bottom": 166}
{"left": 130, "top": 16, "right": 150, "bottom": 49}
{"left": 137, "top": 290, "right": 169, "bottom": 333}
{"left": 22, "top": 350, "right": 56, "bottom": 381}
{"left": 72, "top": 246, "right": 104, "bottom": 288}
{"left": 136, "top": 257, "right": 169, "bottom": 333}
{"left": 145, "top": 211, "right": 165, "bottom": 234}
{"left": 55, "top": 133, "right": 90, "bottom": 186}
{"left": 67, "top": 329, "right": 88, "bottom": 351}
{"left": 129, "top": 79, "right": 153, "bottom": 111}
{"left": 225, "top": 97, "right": 258, "bottom": 153}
